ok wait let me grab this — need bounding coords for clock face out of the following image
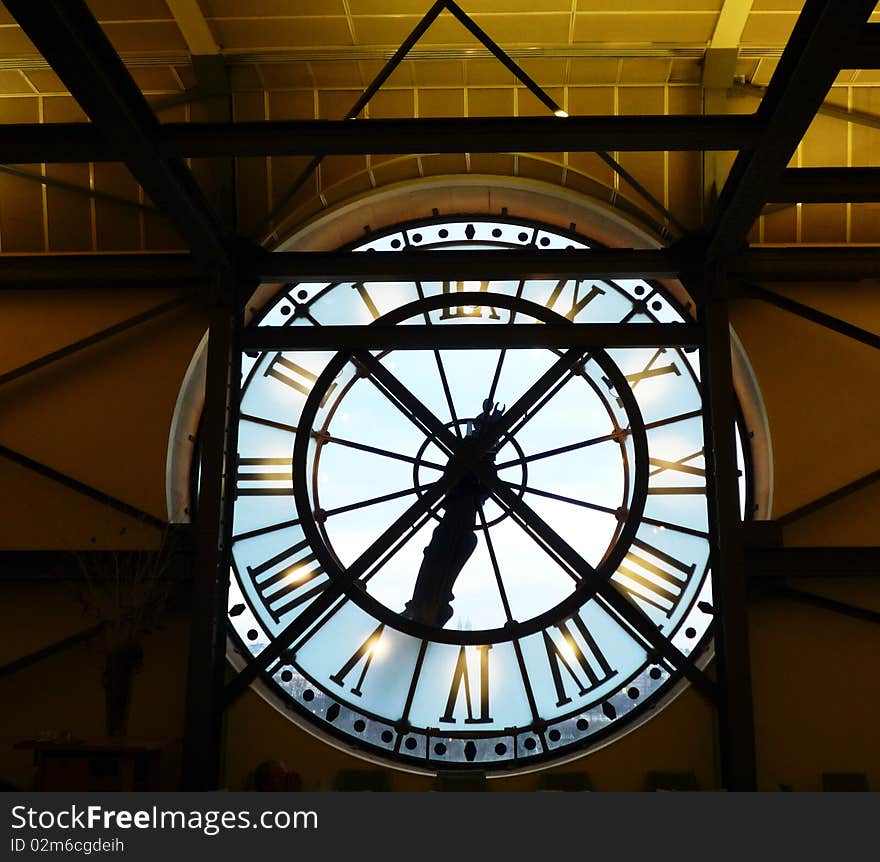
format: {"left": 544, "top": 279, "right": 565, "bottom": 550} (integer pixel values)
{"left": 226, "top": 217, "right": 745, "bottom": 773}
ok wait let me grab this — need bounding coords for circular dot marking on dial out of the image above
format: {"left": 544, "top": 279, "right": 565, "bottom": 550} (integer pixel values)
{"left": 628, "top": 687, "right": 640, "bottom": 700}
{"left": 548, "top": 729, "right": 561, "bottom": 742}
{"left": 302, "top": 689, "right": 315, "bottom": 702}
{"left": 576, "top": 718, "right": 589, "bottom": 732}
{"left": 280, "top": 670, "right": 293, "bottom": 683}
{"left": 495, "top": 743, "right": 507, "bottom": 755}
{"left": 524, "top": 737, "right": 537, "bottom": 751}
{"left": 438, "top": 228, "right": 448, "bottom": 238}
{"left": 412, "top": 233, "right": 422, "bottom": 243}
{"left": 652, "top": 300, "right": 662, "bottom": 311}
{"left": 517, "top": 231, "right": 528, "bottom": 242}
{"left": 539, "top": 236, "right": 551, "bottom": 247}
{"left": 492, "top": 228, "right": 502, "bottom": 238}
{"left": 685, "top": 627, "right": 697, "bottom": 639}
{"left": 381, "top": 730, "right": 394, "bottom": 743}
{"left": 634, "top": 285, "right": 646, "bottom": 295}
{"left": 650, "top": 667, "right": 662, "bottom": 680}
{"left": 247, "top": 629, "right": 258, "bottom": 641}
{"left": 391, "top": 238, "right": 401, "bottom": 248}
{"left": 434, "top": 743, "right": 447, "bottom": 756}
{"left": 405, "top": 737, "right": 418, "bottom": 751}
{"left": 296, "top": 289, "right": 308, "bottom": 300}
{"left": 353, "top": 719, "right": 366, "bottom": 733}
{"left": 280, "top": 305, "right": 291, "bottom": 316}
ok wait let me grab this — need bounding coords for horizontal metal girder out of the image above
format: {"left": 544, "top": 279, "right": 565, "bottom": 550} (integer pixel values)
{"left": 730, "top": 247, "right": 880, "bottom": 282}
{"left": 244, "top": 248, "right": 684, "bottom": 283}
{"left": 240, "top": 323, "right": 702, "bottom": 351}
{"left": 1, "top": 247, "right": 877, "bottom": 286}
{"left": 746, "top": 546, "right": 880, "bottom": 578}
{"left": 771, "top": 167, "right": 880, "bottom": 203}
{"left": 845, "top": 22, "right": 880, "bottom": 69}
{"left": 0, "top": 253, "right": 204, "bottom": 287}
{"left": 0, "top": 114, "right": 761, "bottom": 164}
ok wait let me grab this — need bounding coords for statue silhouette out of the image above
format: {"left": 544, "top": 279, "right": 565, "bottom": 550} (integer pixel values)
{"left": 403, "top": 400, "right": 505, "bottom": 627}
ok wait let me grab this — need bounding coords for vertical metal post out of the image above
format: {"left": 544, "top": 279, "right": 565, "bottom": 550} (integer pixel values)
{"left": 181, "top": 272, "right": 242, "bottom": 790}
{"left": 697, "top": 261, "right": 758, "bottom": 790}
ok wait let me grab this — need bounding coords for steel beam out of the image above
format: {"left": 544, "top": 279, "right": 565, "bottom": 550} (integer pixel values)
{"left": 730, "top": 247, "right": 880, "bottom": 282}
{"left": 2, "top": 247, "right": 877, "bottom": 286}
{"left": 245, "top": 247, "right": 684, "bottom": 282}
{"left": 0, "top": 115, "right": 761, "bottom": 165}
{"left": 0, "top": 296, "right": 190, "bottom": 387}
{"left": 0, "top": 624, "right": 104, "bottom": 678}
{"left": 707, "top": 0, "right": 876, "bottom": 259}
{"left": 846, "top": 22, "right": 880, "bottom": 69}
{"left": 770, "top": 167, "right": 880, "bottom": 203}
{"left": 181, "top": 274, "right": 243, "bottom": 790}
{"left": 757, "top": 582, "right": 880, "bottom": 626}
{"left": 737, "top": 283, "right": 880, "bottom": 349}
{"left": 695, "top": 263, "right": 757, "bottom": 790}
{"left": 0, "top": 444, "right": 166, "bottom": 530}
{"left": 3, "top": 0, "right": 230, "bottom": 268}
{"left": 775, "top": 469, "right": 880, "bottom": 527}
{"left": 241, "top": 322, "right": 701, "bottom": 351}
{"left": 0, "top": 254, "right": 205, "bottom": 288}
{"left": 746, "top": 546, "right": 880, "bottom": 578}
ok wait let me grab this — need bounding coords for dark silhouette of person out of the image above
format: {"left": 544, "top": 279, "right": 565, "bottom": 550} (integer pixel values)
{"left": 403, "top": 400, "right": 505, "bottom": 627}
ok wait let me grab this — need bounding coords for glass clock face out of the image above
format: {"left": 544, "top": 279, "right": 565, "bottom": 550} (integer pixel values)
{"left": 226, "top": 217, "right": 742, "bottom": 773}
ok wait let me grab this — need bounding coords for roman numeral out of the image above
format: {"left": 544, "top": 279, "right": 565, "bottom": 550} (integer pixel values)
{"left": 236, "top": 457, "right": 292, "bottom": 496}
{"left": 543, "top": 615, "right": 615, "bottom": 707}
{"left": 263, "top": 354, "right": 336, "bottom": 406}
{"left": 648, "top": 449, "right": 706, "bottom": 495}
{"left": 545, "top": 279, "right": 606, "bottom": 321}
{"left": 246, "top": 539, "right": 327, "bottom": 622}
{"left": 439, "top": 645, "right": 492, "bottom": 724}
{"left": 624, "top": 348, "right": 681, "bottom": 386}
{"left": 352, "top": 282, "right": 380, "bottom": 320}
{"left": 612, "top": 538, "right": 696, "bottom": 616}
{"left": 329, "top": 623, "right": 385, "bottom": 696}
{"left": 439, "top": 281, "right": 501, "bottom": 320}
{"left": 603, "top": 348, "right": 681, "bottom": 406}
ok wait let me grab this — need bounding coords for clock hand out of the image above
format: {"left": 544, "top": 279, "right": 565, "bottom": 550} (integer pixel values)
{"left": 404, "top": 401, "right": 505, "bottom": 627}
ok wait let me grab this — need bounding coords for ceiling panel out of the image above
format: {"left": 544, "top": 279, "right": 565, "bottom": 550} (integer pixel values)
{"left": 357, "top": 58, "right": 415, "bottom": 87}
{"left": 468, "top": 87, "right": 514, "bottom": 116}
{"left": 0, "top": 70, "right": 36, "bottom": 95}
{"left": 568, "top": 58, "right": 621, "bottom": 85}
{"left": 210, "top": 18, "right": 353, "bottom": 49}
{"left": 203, "top": 0, "right": 348, "bottom": 15}
{"left": 309, "top": 60, "right": 364, "bottom": 88}
{"left": 17, "top": 69, "right": 65, "bottom": 94}
{"left": 618, "top": 58, "right": 672, "bottom": 84}
{"left": 572, "top": 12, "right": 717, "bottom": 44}
{"left": 86, "top": 0, "right": 173, "bottom": 19}
{"left": 741, "top": 12, "right": 798, "bottom": 44}
{"left": 101, "top": 21, "right": 188, "bottom": 52}
{"left": 578, "top": 0, "right": 722, "bottom": 8}
{"left": 468, "top": 13, "right": 571, "bottom": 45}
{"left": 257, "top": 63, "right": 315, "bottom": 88}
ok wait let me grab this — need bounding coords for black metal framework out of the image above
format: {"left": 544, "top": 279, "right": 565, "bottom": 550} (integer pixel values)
{"left": 1, "top": 0, "right": 877, "bottom": 791}
{"left": 214, "top": 215, "right": 725, "bottom": 774}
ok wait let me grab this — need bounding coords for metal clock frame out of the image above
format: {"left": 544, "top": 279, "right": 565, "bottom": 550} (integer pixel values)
{"left": 222, "top": 215, "right": 728, "bottom": 774}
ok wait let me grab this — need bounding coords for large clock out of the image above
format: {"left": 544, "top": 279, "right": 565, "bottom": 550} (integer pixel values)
{"left": 225, "top": 216, "right": 747, "bottom": 773}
